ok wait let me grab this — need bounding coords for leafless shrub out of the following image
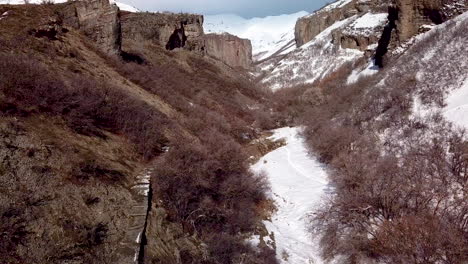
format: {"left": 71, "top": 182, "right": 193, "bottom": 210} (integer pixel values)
{"left": 151, "top": 129, "right": 273, "bottom": 262}
{"left": 0, "top": 53, "right": 169, "bottom": 160}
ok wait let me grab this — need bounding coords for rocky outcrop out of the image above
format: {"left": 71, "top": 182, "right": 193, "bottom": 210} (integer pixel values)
{"left": 393, "top": 0, "right": 467, "bottom": 41}
{"left": 121, "top": 12, "right": 252, "bottom": 69}
{"left": 295, "top": 0, "right": 389, "bottom": 48}
{"left": 295, "top": 0, "right": 356, "bottom": 47}
{"left": 120, "top": 12, "right": 204, "bottom": 50}
{"left": 61, "top": 0, "right": 121, "bottom": 54}
{"left": 191, "top": 33, "right": 253, "bottom": 69}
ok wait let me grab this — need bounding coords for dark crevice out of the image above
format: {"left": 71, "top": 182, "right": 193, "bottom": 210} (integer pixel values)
{"left": 137, "top": 181, "right": 153, "bottom": 264}
{"left": 423, "top": 8, "right": 445, "bottom": 24}
{"left": 30, "top": 28, "right": 59, "bottom": 40}
{"left": 374, "top": 6, "right": 399, "bottom": 68}
{"left": 121, "top": 51, "right": 146, "bottom": 64}
{"left": 165, "top": 22, "right": 187, "bottom": 50}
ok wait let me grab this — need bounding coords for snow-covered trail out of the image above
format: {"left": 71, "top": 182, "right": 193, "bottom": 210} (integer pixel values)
{"left": 252, "top": 127, "right": 329, "bottom": 264}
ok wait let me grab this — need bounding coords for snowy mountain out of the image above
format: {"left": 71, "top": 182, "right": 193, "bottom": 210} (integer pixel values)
{"left": 0, "top": 0, "right": 139, "bottom": 12}
{"left": 204, "top": 11, "right": 308, "bottom": 61}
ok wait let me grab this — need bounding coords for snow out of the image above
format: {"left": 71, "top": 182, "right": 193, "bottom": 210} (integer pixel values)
{"left": 252, "top": 127, "right": 329, "bottom": 264}
{"left": 204, "top": 11, "right": 308, "bottom": 61}
{"left": 304, "top": 0, "right": 352, "bottom": 17}
{"left": 109, "top": 0, "right": 139, "bottom": 12}
{"left": 351, "top": 13, "right": 388, "bottom": 29}
{"left": 403, "top": 11, "right": 468, "bottom": 127}
{"left": 347, "top": 60, "right": 380, "bottom": 84}
{"left": 262, "top": 15, "right": 363, "bottom": 90}
{"left": 324, "top": 0, "right": 353, "bottom": 10}
{"left": 444, "top": 79, "right": 468, "bottom": 128}
{"left": 0, "top": 0, "right": 139, "bottom": 12}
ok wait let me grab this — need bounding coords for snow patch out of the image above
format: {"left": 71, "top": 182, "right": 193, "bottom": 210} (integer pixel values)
{"left": 444, "top": 79, "right": 468, "bottom": 128}
{"left": 347, "top": 60, "right": 380, "bottom": 84}
{"left": 351, "top": 13, "right": 388, "bottom": 29}
{"left": 252, "top": 127, "right": 329, "bottom": 264}
{"left": 109, "top": 0, "right": 139, "bottom": 12}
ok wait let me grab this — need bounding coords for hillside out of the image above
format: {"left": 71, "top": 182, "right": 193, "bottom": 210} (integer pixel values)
{"left": 1, "top": 0, "right": 468, "bottom": 263}
{"left": 0, "top": 1, "right": 278, "bottom": 263}
{"left": 258, "top": 0, "right": 467, "bottom": 90}
{"left": 264, "top": 0, "right": 468, "bottom": 263}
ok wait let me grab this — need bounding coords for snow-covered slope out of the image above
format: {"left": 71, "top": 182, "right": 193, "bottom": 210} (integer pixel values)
{"left": 406, "top": 11, "right": 468, "bottom": 128}
{"left": 0, "top": 0, "right": 140, "bottom": 12}
{"left": 262, "top": 15, "right": 366, "bottom": 90}
{"left": 259, "top": 7, "right": 389, "bottom": 90}
{"left": 444, "top": 79, "right": 468, "bottom": 127}
{"left": 252, "top": 127, "right": 329, "bottom": 264}
{"left": 204, "top": 11, "right": 308, "bottom": 61}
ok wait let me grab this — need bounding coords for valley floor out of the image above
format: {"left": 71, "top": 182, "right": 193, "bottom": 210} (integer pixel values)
{"left": 252, "top": 127, "right": 330, "bottom": 264}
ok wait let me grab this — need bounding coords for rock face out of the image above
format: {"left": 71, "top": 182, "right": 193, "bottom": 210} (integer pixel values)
{"left": 296, "top": 0, "right": 468, "bottom": 48}
{"left": 120, "top": 12, "right": 204, "bottom": 50}
{"left": 394, "top": 0, "right": 467, "bottom": 41}
{"left": 192, "top": 33, "right": 253, "bottom": 69}
{"left": 295, "top": 0, "right": 357, "bottom": 47}
{"left": 295, "top": 0, "right": 390, "bottom": 48}
{"left": 61, "top": 0, "right": 121, "bottom": 54}
{"left": 293, "top": 0, "right": 466, "bottom": 66}
{"left": 121, "top": 12, "right": 252, "bottom": 69}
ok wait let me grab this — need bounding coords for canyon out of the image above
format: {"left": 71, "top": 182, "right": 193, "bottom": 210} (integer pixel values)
{"left": 1, "top": 0, "right": 467, "bottom": 263}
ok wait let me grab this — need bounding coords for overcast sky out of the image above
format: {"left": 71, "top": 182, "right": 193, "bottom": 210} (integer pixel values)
{"left": 119, "top": 0, "right": 332, "bottom": 18}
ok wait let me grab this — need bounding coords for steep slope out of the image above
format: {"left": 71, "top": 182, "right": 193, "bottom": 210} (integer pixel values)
{"left": 260, "top": 0, "right": 467, "bottom": 90}
{"left": 0, "top": 2, "right": 277, "bottom": 264}
{"left": 283, "top": 5, "right": 468, "bottom": 263}
{"left": 249, "top": 0, "right": 468, "bottom": 263}
{"left": 260, "top": 0, "right": 389, "bottom": 90}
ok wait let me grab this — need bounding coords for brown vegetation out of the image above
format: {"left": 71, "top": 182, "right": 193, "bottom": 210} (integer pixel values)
{"left": 0, "top": 3, "right": 278, "bottom": 262}
{"left": 0, "top": 53, "right": 170, "bottom": 160}
{"left": 269, "top": 18, "right": 468, "bottom": 261}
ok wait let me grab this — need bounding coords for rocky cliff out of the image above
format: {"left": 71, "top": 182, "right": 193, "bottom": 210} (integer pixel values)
{"left": 120, "top": 12, "right": 204, "bottom": 50}
{"left": 190, "top": 33, "right": 253, "bottom": 69}
{"left": 121, "top": 12, "right": 253, "bottom": 69}
{"left": 262, "top": 0, "right": 467, "bottom": 89}
{"left": 61, "top": 0, "right": 121, "bottom": 54}
{"left": 295, "top": 0, "right": 467, "bottom": 49}
{"left": 394, "top": 0, "right": 468, "bottom": 41}
{"left": 295, "top": 0, "right": 388, "bottom": 50}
